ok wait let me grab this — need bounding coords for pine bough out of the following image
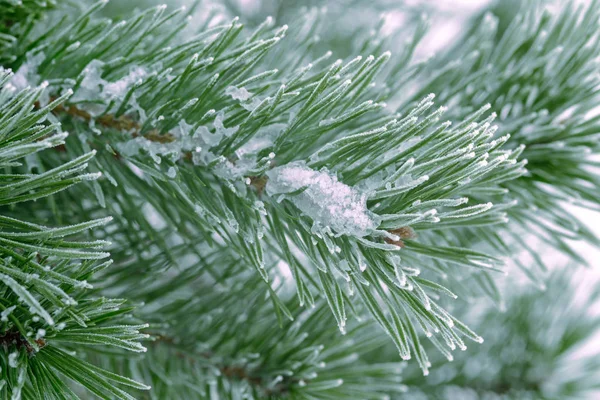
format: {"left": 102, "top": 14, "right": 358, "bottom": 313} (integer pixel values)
{"left": 0, "top": 0, "right": 598, "bottom": 399}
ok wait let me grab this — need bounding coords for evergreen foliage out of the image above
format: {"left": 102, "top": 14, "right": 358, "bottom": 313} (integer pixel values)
{"left": 401, "top": 271, "right": 600, "bottom": 400}
{"left": 0, "top": 0, "right": 598, "bottom": 399}
{"left": 409, "top": 0, "right": 600, "bottom": 287}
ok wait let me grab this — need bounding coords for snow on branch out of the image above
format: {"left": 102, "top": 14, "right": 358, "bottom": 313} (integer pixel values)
{"left": 266, "top": 161, "right": 381, "bottom": 237}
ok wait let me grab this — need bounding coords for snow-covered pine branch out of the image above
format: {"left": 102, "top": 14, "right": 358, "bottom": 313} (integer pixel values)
{"left": 0, "top": 0, "right": 598, "bottom": 398}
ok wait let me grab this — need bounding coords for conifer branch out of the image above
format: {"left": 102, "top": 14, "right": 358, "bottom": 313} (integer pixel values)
{"left": 0, "top": 0, "right": 598, "bottom": 398}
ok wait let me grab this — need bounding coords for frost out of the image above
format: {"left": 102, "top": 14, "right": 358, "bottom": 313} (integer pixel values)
{"left": 1, "top": 305, "right": 16, "bottom": 322}
{"left": 117, "top": 113, "right": 238, "bottom": 168}
{"left": 225, "top": 85, "right": 252, "bottom": 101}
{"left": 8, "top": 352, "right": 18, "bottom": 368}
{"left": 266, "top": 161, "right": 381, "bottom": 237}
{"left": 241, "top": 97, "right": 264, "bottom": 112}
{"left": 200, "top": 123, "right": 286, "bottom": 183}
{"left": 166, "top": 166, "right": 177, "bottom": 178}
{"left": 196, "top": 126, "right": 219, "bottom": 147}
{"left": 11, "top": 366, "right": 25, "bottom": 400}
{"left": 104, "top": 66, "right": 147, "bottom": 98}
{"left": 70, "top": 60, "right": 147, "bottom": 115}
{"left": 35, "top": 329, "right": 46, "bottom": 340}
{"left": 117, "top": 111, "right": 270, "bottom": 185}
{"left": 253, "top": 200, "right": 267, "bottom": 215}
{"left": 118, "top": 132, "right": 187, "bottom": 165}
{"left": 70, "top": 60, "right": 105, "bottom": 105}
{"left": 192, "top": 111, "right": 239, "bottom": 149}
{"left": 225, "top": 84, "right": 264, "bottom": 111}
{"left": 236, "top": 123, "right": 286, "bottom": 158}
{"left": 130, "top": 95, "right": 147, "bottom": 121}
{"left": 214, "top": 111, "right": 239, "bottom": 140}
{"left": 8, "top": 52, "right": 45, "bottom": 92}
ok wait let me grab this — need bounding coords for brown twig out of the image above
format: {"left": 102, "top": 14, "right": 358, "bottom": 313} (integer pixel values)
{"left": 384, "top": 226, "right": 417, "bottom": 248}
{"left": 0, "top": 329, "right": 47, "bottom": 355}
{"left": 50, "top": 101, "right": 176, "bottom": 143}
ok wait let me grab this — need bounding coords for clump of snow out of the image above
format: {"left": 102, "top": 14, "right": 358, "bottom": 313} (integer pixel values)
{"left": 225, "top": 86, "right": 252, "bottom": 101}
{"left": 225, "top": 85, "right": 264, "bottom": 111}
{"left": 196, "top": 111, "right": 239, "bottom": 147}
{"left": 8, "top": 352, "right": 18, "bottom": 368}
{"left": 118, "top": 136, "right": 183, "bottom": 165}
{"left": 70, "top": 60, "right": 147, "bottom": 116}
{"left": 70, "top": 60, "right": 105, "bottom": 106}
{"left": 241, "top": 97, "right": 264, "bottom": 112}
{"left": 118, "top": 111, "right": 240, "bottom": 166}
{"left": 166, "top": 166, "right": 177, "bottom": 178}
{"left": 7, "top": 52, "right": 45, "bottom": 92}
{"left": 104, "top": 66, "right": 146, "bottom": 98}
{"left": 266, "top": 161, "right": 380, "bottom": 237}
{"left": 213, "top": 111, "right": 239, "bottom": 140}
{"left": 1, "top": 305, "right": 16, "bottom": 322}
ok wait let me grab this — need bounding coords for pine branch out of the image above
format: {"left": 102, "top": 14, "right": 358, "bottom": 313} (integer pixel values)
{"left": 2, "top": 0, "right": 527, "bottom": 378}
{"left": 108, "top": 262, "right": 407, "bottom": 399}
{"left": 0, "top": 70, "right": 147, "bottom": 399}
{"left": 1, "top": 0, "right": 598, "bottom": 398}
{"left": 0, "top": 0, "right": 56, "bottom": 65}
{"left": 401, "top": 270, "right": 600, "bottom": 399}
{"left": 405, "top": 0, "right": 600, "bottom": 285}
